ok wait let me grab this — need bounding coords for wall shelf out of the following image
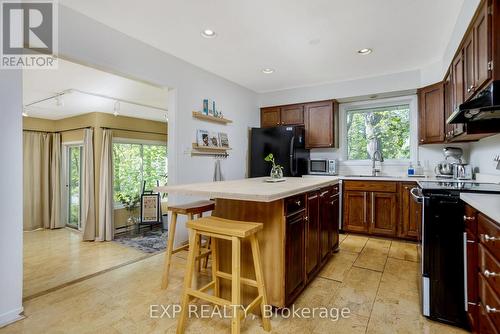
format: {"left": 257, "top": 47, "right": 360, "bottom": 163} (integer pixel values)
{"left": 192, "top": 111, "right": 232, "bottom": 124}
{"left": 192, "top": 143, "right": 232, "bottom": 151}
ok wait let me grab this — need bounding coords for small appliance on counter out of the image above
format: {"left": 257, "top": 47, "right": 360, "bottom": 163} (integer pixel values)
{"left": 434, "top": 147, "right": 472, "bottom": 179}
{"left": 452, "top": 163, "right": 473, "bottom": 180}
{"left": 308, "top": 159, "right": 337, "bottom": 175}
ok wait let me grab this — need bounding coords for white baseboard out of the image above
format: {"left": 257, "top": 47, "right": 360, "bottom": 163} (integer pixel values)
{"left": 0, "top": 307, "right": 24, "bottom": 328}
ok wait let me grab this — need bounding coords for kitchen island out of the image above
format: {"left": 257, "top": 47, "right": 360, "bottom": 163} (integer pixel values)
{"left": 157, "top": 176, "right": 340, "bottom": 307}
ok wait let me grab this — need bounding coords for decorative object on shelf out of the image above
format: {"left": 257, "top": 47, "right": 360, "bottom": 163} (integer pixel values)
{"left": 196, "top": 129, "right": 210, "bottom": 147}
{"left": 192, "top": 111, "right": 232, "bottom": 124}
{"left": 208, "top": 131, "right": 219, "bottom": 147}
{"left": 116, "top": 193, "right": 140, "bottom": 225}
{"left": 218, "top": 132, "right": 229, "bottom": 148}
{"left": 265, "top": 153, "right": 284, "bottom": 180}
{"left": 203, "top": 98, "right": 216, "bottom": 116}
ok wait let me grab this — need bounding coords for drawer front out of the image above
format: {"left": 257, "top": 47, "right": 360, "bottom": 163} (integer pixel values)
{"left": 286, "top": 194, "right": 306, "bottom": 216}
{"left": 478, "top": 302, "right": 499, "bottom": 334}
{"left": 479, "top": 274, "right": 500, "bottom": 329}
{"left": 464, "top": 204, "right": 478, "bottom": 235}
{"left": 343, "top": 180, "right": 397, "bottom": 193}
{"left": 478, "top": 213, "right": 500, "bottom": 260}
{"left": 479, "top": 244, "right": 500, "bottom": 297}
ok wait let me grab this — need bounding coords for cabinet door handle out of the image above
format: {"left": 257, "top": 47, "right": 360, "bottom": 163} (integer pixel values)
{"left": 486, "top": 305, "right": 499, "bottom": 313}
{"left": 295, "top": 200, "right": 301, "bottom": 206}
{"left": 463, "top": 215, "right": 475, "bottom": 221}
{"left": 320, "top": 190, "right": 329, "bottom": 197}
{"left": 363, "top": 192, "right": 367, "bottom": 224}
{"left": 371, "top": 193, "right": 375, "bottom": 226}
{"left": 482, "top": 234, "right": 500, "bottom": 242}
{"left": 484, "top": 270, "right": 499, "bottom": 278}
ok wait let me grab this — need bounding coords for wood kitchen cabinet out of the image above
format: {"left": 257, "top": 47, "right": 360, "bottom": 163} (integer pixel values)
{"left": 463, "top": 203, "right": 500, "bottom": 333}
{"left": 261, "top": 107, "right": 281, "bottom": 127}
{"left": 418, "top": 82, "right": 445, "bottom": 144}
{"left": 464, "top": 32, "right": 476, "bottom": 101}
{"left": 473, "top": 0, "right": 492, "bottom": 93}
{"left": 399, "top": 182, "right": 422, "bottom": 240}
{"left": 369, "top": 192, "right": 398, "bottom": 237}
{"left": 285, "top": 209, "right": 306, "bottom": 304}
{"left": 281, "top": 104, "right": 304, "bottom": 125}
{"left": 306, "top": 191, "right": 320, "bottom": 277}
{"left": 343, "top": 190, "right": 369, "bottom": 233}
{"left": 343, "top": 181, "right": 399, "bottom": 238}
{"left": 260, "top": 99, "right": 339, "bottom": 148}
{"left": 284, "top": 185, "right": 339, "bottom": 305}
{"left": 304, "top": 100, "right": 339, "bottom": 149}
{"left": 260, "top": 104, "right": 304, "bottom": 128}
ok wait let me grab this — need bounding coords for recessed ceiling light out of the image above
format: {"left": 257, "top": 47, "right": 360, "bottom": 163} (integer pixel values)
{"left": 201, "top": 29, "right": 216, "bottom": 38}
{"left": 357, "top": 48, "right": 373, "bottom": 55}
{"left": 262, "top": 68, "right": 275, "bottom": 74}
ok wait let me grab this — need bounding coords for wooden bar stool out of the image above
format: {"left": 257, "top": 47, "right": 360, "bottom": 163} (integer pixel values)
{"left": 177, "top": 216, "right": 271, "bottom": 334}
{"left": 161, "top": 200, "right": 215, "bottom": 289}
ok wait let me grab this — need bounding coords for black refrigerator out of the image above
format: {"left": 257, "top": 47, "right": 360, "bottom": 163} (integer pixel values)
{"left": 249, "top": 126, "right": 310, "bottom": 178}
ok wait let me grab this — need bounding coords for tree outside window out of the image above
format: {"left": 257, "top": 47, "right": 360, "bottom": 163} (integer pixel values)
{"left": 113, "top": 142, "right": 167, "bottom": 205}
{"left": 346, "top": 104, "right": 410, "bottom": 160}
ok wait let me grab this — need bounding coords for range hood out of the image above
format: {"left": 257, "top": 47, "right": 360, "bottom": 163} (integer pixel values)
{"left": 447, "top": 80, "right": 500, "bottom": 124}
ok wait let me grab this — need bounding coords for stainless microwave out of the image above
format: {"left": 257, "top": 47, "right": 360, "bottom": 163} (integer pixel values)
{"left": 308, "top": 159, "right": 337, "bottom": 175}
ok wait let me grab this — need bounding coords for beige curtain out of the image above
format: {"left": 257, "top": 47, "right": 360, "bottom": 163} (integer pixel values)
{"left": 81, "top": 128, "right": 96, "bottom": 241}
{"left": 23, "top": 132, "right": 63, "bottom": 230}
{"left": 49, "top": 133, "right": 63, "bottom": 229}
{"left": 98, "top": 130, "right": 114, "bottom": 241}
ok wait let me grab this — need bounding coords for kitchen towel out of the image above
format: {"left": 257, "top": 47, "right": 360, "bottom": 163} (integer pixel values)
{"left": 213, "top": 159, "right": 224, "bottom": 181}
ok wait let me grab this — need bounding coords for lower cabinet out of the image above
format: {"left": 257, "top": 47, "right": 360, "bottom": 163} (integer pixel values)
{"left": 399, "top": 182, "right": 422, "bottom": 239}
{"left": 343, "top": 181, "right": 422, "bottom": 241}
{"left": 464, "top": 204, "right": 500, "bottom": 333}
{"left": 306, "top": 191, "right": 320, "bottom": 277}
{"left": 285, "top": 184, "right": 340, "bottom": 305}
{"left": 369, "top": 192, "right": 398, "bottom": 236}
{"left": 285, "top": 211, "right": 306, "bottom": 304}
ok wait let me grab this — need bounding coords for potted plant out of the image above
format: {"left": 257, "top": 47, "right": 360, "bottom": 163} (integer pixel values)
{"left": 264, "top": 153, "right": 284, "bottom": 179}
{"left": 116, "top": 192, "right": 141, "bottom": 226}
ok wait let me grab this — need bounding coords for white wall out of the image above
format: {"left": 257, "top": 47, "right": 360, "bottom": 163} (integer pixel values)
{"left": 469, "top": 134, "right": 500, "bottom": 175}
{"left": 58, "top": 5, "right": 259, "bottom": 246}
{"left": 0, "top": 71, "right": 24, "bottom": 326}
{"left": 259, "top": 70, "right": 421, "bottom": 107}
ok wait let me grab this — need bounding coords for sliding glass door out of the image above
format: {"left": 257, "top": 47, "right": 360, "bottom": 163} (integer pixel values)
{"left": 66, "top": 145, "right": 83, "bottom": 229}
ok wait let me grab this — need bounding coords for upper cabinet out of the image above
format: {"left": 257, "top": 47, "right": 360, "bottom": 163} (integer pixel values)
{"left": 261, "top": 107, "right": 281, "bottom": 128}
{"left": 473, "top": 0, "right": 492, "bottom": 92}
{"left": 281, "top": 104, "right": 304, "bottom": 125}
{"left": 418, "top": 82, "right": 445, "bottom": 144}
{"left": 418, "top": 0, "right": 496, "bottom": 144}
{"left": 260, "top": 100, "right": 338, "bottom": 149}
{"left": 304, "top": 100, "right": 338, "bottom": 148}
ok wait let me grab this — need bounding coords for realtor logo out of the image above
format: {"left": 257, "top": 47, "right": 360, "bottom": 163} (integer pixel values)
{"left": 1, "top": 0, "right": 58, "bottom": 69}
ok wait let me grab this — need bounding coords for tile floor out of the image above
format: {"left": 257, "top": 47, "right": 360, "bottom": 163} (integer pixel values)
{"left": 2, "top": 234, "right": 468, "bottom": 333}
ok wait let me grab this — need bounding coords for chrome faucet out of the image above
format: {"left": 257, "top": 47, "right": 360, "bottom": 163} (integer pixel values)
{"left": 371, "top": 150, "right": 384, "bottom": 176}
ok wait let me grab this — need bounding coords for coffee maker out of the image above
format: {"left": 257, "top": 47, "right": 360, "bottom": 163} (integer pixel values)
{"left": 434, "top": 147, "right": 472, "bottom": 180}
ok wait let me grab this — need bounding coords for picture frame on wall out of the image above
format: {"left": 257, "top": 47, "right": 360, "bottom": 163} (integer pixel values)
{"left": 208, "top": 131, "right": 219, "bottom": 147}
{"left": 218, "top": 132, "right": 229, "bottom": 148}
{"left": 197, "top": 129, "right": 210, "bottom": 147}
{"left": 140, "top": 193, "right": 161, "bottom": 224}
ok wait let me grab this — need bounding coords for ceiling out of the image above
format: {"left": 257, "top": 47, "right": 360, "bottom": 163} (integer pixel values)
{"left": 23, "top": 59, "right": 168, "bottom": 121}
{"left": 60, "top": 0, "right": 465, "bottom": 93}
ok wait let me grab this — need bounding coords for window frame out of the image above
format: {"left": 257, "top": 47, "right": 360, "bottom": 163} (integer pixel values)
{"left": 339, "top": 95, "right": 418, "bottom": 166}
{"left": 112, "top": 138, "right": 168, "bottom": 209}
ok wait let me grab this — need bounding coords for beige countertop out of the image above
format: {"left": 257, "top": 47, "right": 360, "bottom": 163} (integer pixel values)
{"left": 156, "top": 176, "right": 340, "bottom": 202}
{"left": 460, "top": 193, "right": 500, "bottom": 223}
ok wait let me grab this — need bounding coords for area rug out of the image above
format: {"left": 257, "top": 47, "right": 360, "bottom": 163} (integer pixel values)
{"left": 113, "top": 230, "right": 168, "bottom": 254}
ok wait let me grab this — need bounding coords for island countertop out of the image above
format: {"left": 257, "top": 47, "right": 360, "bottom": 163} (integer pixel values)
{"left": 156, "top": 176, "right": 340, "bottom": 202}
